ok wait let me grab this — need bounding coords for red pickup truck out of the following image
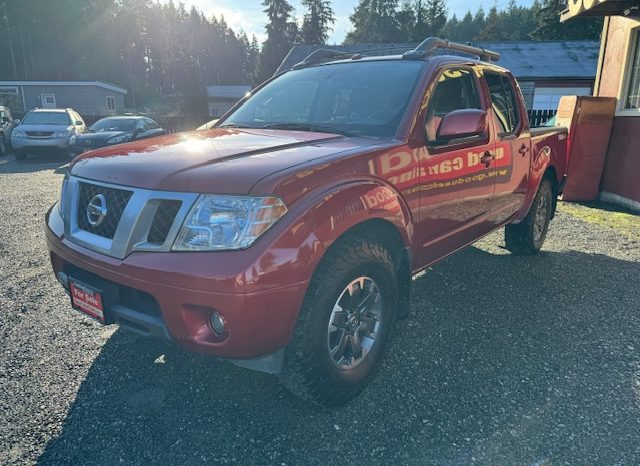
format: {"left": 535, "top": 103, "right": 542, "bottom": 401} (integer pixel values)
{"left": 46, "top": 38, "right": 568, "bottom": 406}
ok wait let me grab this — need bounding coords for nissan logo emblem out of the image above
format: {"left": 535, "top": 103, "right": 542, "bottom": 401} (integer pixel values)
{"left": 86, "top": 194, "right": 108, "bottom": 227}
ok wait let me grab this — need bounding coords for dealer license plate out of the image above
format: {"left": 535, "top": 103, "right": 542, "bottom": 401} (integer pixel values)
{"left": 69, "top": 279, "right": 105, "bottom": 323}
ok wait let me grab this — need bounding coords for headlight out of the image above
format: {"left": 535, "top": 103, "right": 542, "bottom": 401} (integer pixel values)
{"left": 173, "top": 195, "right": 287, "bottom": 251}
{"left": 56, "top": 131, "right": 71, "bottom": 138}
{"left": 12, "top": 131, "right": 26, "bottom": 138}
{"left": 58, "top": 172, "right": 70, "bottom": 221}
{"left": 107, "top": 134, "right": 129, "bottom": 144}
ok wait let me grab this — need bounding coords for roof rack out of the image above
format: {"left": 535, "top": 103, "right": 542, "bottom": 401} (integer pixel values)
{"left": 292, "top": 49, "right": 363, "bottom": 70}
{"left": 403, "top": 37, "right": 500, "bottom": 62}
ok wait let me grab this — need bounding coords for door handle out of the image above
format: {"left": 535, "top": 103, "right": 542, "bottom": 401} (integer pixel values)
{"left": 480, "top": 151, "right": 493, "bottom": 168}
{"left": 518, "top": 144, "right": 529, "bottom": 156}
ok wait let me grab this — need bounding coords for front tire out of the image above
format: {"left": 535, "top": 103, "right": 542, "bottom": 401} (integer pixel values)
{"left": 504, "top": 177, "right": 553, "bottom": 255}
{"left": 279, "top": 236, "right": 398, "bottom": 406}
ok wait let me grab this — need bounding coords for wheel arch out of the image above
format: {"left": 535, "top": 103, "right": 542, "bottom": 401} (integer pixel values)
{"left": 313, "top": 217, "right": 412, "bottom": 320}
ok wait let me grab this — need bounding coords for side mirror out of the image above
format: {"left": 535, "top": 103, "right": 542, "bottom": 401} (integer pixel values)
{"left": 436, "top": 109, "right": 487, "bottom": 142}
{"left": 75, "top": 120, "right": 83, "bottom": 126}
{"left": 13, "top": 119, "right": 20, "bottom": 125}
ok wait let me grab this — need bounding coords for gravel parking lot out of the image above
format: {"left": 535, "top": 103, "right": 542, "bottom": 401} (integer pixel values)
{"left": 1, "top": 154, "right": 639, "bottom": 465}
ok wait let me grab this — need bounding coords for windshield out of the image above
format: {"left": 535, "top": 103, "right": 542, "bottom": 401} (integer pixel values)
{"left": 21, "top": 112, "right": 71, "bottom": 126}
{"left": 90, "top": 118, "right": 137, "bottom": 132}
{"left": 222, "top": 60, "right": 425, "bottom": 137}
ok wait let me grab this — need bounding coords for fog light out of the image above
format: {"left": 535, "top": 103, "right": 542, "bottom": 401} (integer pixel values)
{"left": 209, "top": 312, "right": 226, "bottom": 335}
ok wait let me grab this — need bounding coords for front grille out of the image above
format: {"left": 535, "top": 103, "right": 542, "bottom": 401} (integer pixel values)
{"left": 76, "top": 182, "right": 133, "bottom": 239}
{"left": 26, "top": 131, "right": 54, "bottom": 137}
{"left": 147, "top": 200, "right": 182, "bottom": 245}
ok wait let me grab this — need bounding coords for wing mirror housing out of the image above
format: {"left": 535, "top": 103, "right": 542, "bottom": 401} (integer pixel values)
{"left": 436, "top": 109, "right": 487, "bottom": 142}
{"left": 13, "top": 119, "right": 20, "bottom": 125}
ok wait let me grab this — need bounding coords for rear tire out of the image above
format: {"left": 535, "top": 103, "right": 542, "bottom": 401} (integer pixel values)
{"left": 504, "top": 177, "right": 553, "bottom": 255}
{"left": 279, "top": 236, "right": 398, "bottom": 406}
{"left": 14, "top": 150, "right": 27, "bottom": 161}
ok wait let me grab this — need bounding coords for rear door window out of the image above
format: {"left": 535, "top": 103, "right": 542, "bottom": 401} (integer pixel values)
{"left": 484, "top": 72, "right": 521, "bottom": 134}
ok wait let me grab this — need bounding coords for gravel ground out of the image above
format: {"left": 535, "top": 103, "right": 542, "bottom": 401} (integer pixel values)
{"left": 1, "top": 153, "right": 639, "bottom": 465}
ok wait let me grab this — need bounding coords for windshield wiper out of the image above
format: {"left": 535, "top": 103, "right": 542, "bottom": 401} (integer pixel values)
{"left": 260, "top": 123, "right": 352, "bottom": 136}
{"left": 217, "top": 123, "right": 256, "bottom": 129}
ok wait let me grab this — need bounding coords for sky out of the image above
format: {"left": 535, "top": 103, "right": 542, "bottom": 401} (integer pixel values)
{"left": 177, "top": 1, "right": 536, "bottom": 44}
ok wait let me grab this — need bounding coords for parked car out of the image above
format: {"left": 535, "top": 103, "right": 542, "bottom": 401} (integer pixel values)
{"left": 46, "top": 38, "right": 569, "bottom": 406}
{"left": 11, "top": 108, "right": 86, "bottom": 160}
{"left": 71, "top": 116, "right": 165, "bottom": 154}
{"left": 0, "top": 106, "right": 15, "bottom": 155}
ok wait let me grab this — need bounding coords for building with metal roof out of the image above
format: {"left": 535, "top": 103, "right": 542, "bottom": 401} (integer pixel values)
{"left": 0, "top": 80, "right": 127, "bottom": 116}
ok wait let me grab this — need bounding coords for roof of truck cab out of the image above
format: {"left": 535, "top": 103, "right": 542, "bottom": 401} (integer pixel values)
{"left": 289, "top": 53, "right": 510, "bottom": 75}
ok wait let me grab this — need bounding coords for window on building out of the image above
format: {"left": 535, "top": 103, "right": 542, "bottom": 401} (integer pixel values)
{"left": 624, "top": 30, "right": 640, "bottom": 110}
{"left": 106, "top": 95, "right": 116, "bottom": 112}
{"left": 485, "top": 72, "right": 521, "bottom": 134}
{"left": 425, "top": 68, "right": 482, "bottom": 142}
{"left": 532, "top": 87, "right": 591, "bottom": 111}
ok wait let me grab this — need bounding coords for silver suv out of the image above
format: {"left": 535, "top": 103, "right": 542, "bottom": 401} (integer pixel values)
{"left": 11, "top": 108, "right": 86, "bottom": 160}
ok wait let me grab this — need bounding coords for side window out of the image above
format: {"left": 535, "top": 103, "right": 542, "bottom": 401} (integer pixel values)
{"left": 484, "top": 72, "right": 520, "bottom": 134}
{"left": 146, "top": 118, "right": 159, "bottom": 130}
{"left": 426, "top": 68, "right": 482, "bottom": 142}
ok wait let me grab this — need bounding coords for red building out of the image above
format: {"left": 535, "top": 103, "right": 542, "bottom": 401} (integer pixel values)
{"left": 562, "top": 1, "right": 640, "bottom": 210}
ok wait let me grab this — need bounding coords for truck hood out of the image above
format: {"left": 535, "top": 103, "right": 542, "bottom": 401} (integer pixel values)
{"left": 70, "top": 128, "right": 373, "bottom": 194}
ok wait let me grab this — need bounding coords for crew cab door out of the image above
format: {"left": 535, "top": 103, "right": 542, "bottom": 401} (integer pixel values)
{"left": 482, "top": 70, "right": 531, "bottom": 224}
{"left": 417, "top": 66, "right": 497, "bottom": 265}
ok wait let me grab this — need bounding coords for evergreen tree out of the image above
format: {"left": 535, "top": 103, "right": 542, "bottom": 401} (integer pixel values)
{"left": 424, "top": 0, "right": 447, "bottom": 38}
{"left": 345, "top": 0, "right": 403, "bottom": 44}
{"left": 301, "top": 0, "right": 336, "bottom": 45}
{"left": 477, "top": 6, "right": 501, "bottom": 41}
{"left": 396, "top": 1, "right": 417, "bottom": 41}
{"left": 258, "top": 0, "right": 298, "bottom": 81}
{"left": 530, "top": 0, "right": 602, "bottom": 40}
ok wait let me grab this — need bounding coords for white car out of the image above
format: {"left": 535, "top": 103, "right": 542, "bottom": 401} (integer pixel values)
{"left": 11, "top": 108, "right": 86, "bottom": 160}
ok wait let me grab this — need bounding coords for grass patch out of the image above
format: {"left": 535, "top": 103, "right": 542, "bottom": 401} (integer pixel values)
{"left": 558, "top": 200, "right": 640, "bottom": 240}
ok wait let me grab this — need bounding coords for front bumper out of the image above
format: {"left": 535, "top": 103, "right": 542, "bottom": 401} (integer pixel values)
{"left": 12, "top": 137, "right": 70, "bottom": 151}
{"left": 46, "top": 205, "right": 311, "bottom": 372}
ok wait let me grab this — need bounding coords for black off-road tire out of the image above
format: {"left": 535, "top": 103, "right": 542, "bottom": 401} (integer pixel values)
{"left": 14, "top": 150, "right": 27, "bottom": 161}
{"left": 279, "top": 236, "right": 398, "bottom": 406}
{"left": 504, "top": 177, "right": 554, "bottom": 255}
